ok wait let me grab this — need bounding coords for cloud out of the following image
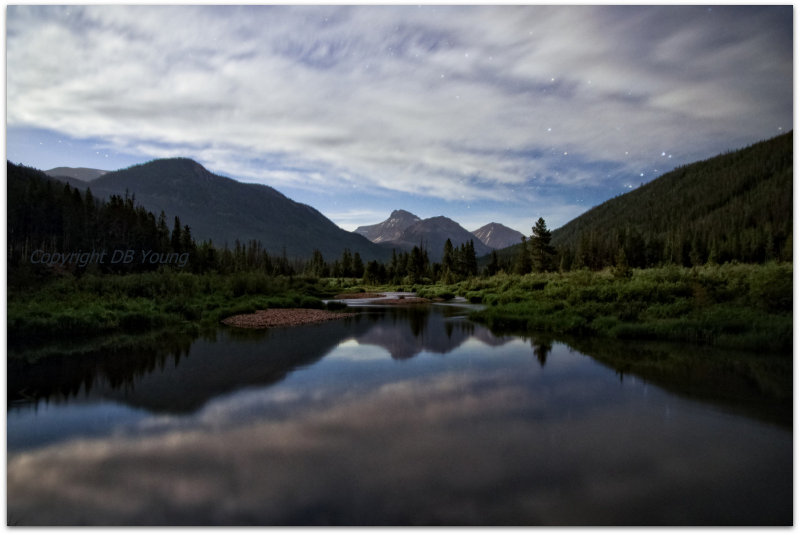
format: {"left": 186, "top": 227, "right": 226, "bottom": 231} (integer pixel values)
{"left": 7, "top": 5, "right": 792, "bottom": 211}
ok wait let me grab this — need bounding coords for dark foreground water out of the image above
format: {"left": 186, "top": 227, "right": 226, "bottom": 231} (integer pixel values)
{"left": 7, "top": 301, "right": 792, "bottom": 525}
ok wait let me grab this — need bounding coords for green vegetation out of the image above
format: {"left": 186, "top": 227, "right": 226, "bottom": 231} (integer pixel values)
{"left": 7, "top": 271, "right": 358, "bottom": 348}
{"left": 416, "top": 263, "right": 792, "bottom": 353}
{"left": 7, "top": 132, "right": 793, "bottom": 359}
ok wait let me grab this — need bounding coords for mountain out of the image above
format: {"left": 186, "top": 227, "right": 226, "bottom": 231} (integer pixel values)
{"left": 491, "top": 132, "right": 792, "bottom": 269}
{"left": 69, "top": 158, "right": 390, "bottom": 261}
{"left": 354, "top": 209, "right": 421, "bottom": 243}
{"left": 356, "top": 210, "right": 495, "bottom": 261}
{"left": 550, "top": 131, "right": 792, "bottom": 268}
{"left": 392, "top": 216, "right": 493, "bottom": 261}
{"left": 471, "top": 222, "right": 525, "bottom": 250}
{"left": 45, "top": 166, "right": 108, "bottom": 182}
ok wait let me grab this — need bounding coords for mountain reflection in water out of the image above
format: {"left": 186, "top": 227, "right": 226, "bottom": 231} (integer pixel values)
{"left": 7, "top": 303, "right": 792, "bottom": 526}
{"left": 8, "top": 305, "right": 514, "bottom": 414}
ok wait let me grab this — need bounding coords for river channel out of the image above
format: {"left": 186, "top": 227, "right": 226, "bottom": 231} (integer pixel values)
{"left": 7, "top": 298, "right": 792, "bottom": 525}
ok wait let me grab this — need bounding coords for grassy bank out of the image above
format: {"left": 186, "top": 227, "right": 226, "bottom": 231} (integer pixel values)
{"left": 8, "top": 263, "right": 792, "bottom": 355}
{"left": 416, "top": 262, "right": 792, "bottom": 353}
{"left": 7, "top": 270, "right": 360, "bottom": 346}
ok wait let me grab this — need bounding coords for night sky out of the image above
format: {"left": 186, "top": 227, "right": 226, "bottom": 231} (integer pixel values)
{"left": 6, "top": 5, "right": 793, "bottom": 234}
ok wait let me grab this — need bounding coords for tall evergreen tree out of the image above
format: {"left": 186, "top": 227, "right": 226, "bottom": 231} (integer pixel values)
{"left": 442, "top": 238, "right": 455, "bottom": 273}
{"left": 171, "top": 216, "right": 183, "bottom": 253}
{"left": 340, "top": 248, "right": 353, "bottom": 277}
{"left": 530, "top": 217, "right": 556, "bottom": 272}
{"left": 464, "top": 240, "right": 478, "bottom": 276}
{"left": 514, "top": 236, "right": 532, "bottom": 274}
{"left": 352, "top": 251, "right": 364, "bottom": 278}
{"left": 486, "top": 250, "right": 500, "bottom": 276}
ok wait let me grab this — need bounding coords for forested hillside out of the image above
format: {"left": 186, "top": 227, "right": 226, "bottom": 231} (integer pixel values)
{"left": 7, "top": 162, "right": 302, "bottom": 282}
{"left": 67, "top": 158, "right": 390, "bottom": 261}
{"left": 7, "top": 162, "right": 480, "bottom": 286}
{"left": 494, "top": 132, "right": 792, "bottom": 272}
{"left": 549, "top": 132, "right": 792, "bottom": 269}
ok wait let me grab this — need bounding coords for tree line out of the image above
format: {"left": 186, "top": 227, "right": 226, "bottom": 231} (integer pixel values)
{"left": 8, "top": 161, "right": 483, "bottom": 285}
{"left": 9, "top": 127, "right": 791, "bottom": 291}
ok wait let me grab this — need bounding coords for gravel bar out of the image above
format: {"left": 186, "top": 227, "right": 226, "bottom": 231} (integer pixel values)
{"left": 221, "top": 308, "right": 355, "bottom": 329}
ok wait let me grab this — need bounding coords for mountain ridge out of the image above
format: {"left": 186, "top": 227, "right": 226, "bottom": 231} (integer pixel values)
{"left": 355, "top": 210, "right": 525, "bottom": 259}
{"left": 389, "top": 215, "right": 493, "bottom": 261}
{"left": 471, "top": 222, "right": 525, "bottom": 250}
{"left": 66, "top": 158, "right": 391, "bottom": 261}
{"left": 354, "top": 209, "right": 421, "bottom": 243}
{"left": 45, "top": 166, "right": 108, "bottom": 182}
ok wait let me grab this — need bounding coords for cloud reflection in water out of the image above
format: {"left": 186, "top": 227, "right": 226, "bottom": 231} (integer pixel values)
{"left": 8, "top": 339, "right": 791, "bottom": 525}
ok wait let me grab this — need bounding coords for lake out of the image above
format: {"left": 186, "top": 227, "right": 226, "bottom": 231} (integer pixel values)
{"left": 7, "top": 299, "right": 792, "bottom": 525}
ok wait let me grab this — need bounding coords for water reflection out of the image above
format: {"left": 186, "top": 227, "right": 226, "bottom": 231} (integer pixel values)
{"left": 530, "top": 334, "right": 554, "bottom": 367}
{"left": 8, "top": 331, "right": 196, "bottom": 409}
{"left": 8, "top": 339, "right": 791, "bottom": 525}
{"left": 7, "top": 303, "right": 792, "bottom": 525}
{"left": 10, "top": 305, "right": 790, "bottom": 425}
{"left": 9, "top": 305, "right": 512, "bottom": 414}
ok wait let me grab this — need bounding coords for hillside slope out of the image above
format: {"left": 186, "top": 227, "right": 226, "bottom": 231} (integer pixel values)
{"left": 553, "top": 131, "right": 792, "bottom": 268}
{"left": 76, "top": 158, "right": 390, "bottom": 261}
{"left": 492, "top": 132, "right": 792, "bottom": 269}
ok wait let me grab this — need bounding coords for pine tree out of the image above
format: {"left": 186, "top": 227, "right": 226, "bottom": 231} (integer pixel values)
{"left": 181, "top": 225, "right": 194, "bottom": 253}
{"left": 352, "top": 252, "right": 364, "bottom": 278}
{"left": 442, "top": 238, "right": 455, "bottom": 275}
{"left": 340, "top": 248, "right": 353, "bottom": 277}
{"left": 530, "top": 217, "right": 556, "bottom": 272}
{"left": 486, "top": 250, "right": 500, "bottom": 276}
{"left": 464, "top": 240, "right": 478, "bottom": 276}
{"left": 514, "top": 236, "right": 532, "bottom": 274}
{"left": 171, "top": 216, "right": 182, "bottom": 253}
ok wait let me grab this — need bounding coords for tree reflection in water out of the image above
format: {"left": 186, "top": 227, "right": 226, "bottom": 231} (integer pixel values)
{"left": 6, "top": 303, "right": 793, "bottom": 525}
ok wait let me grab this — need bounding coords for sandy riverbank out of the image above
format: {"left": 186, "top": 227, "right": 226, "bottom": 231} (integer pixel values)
{"left": 221, "top": 308, "right": 355, "bottom": 329}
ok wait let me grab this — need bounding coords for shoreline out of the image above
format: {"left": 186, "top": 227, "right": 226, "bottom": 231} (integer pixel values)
{"left": 372, "top": 297, "right": 431, "bottom": 305}
{"left": 333, "top": 292, "right": 386, "bottom": 299}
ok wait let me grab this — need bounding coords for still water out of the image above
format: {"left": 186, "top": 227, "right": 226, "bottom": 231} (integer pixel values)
{"left": 7, "top": 302, "right": 792, "bottom": 525}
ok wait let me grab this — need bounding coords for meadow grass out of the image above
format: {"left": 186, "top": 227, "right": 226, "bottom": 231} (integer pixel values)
{"left": 8, "top": 263, "right": 792, "bottom": 354}
{"left": 7, "top": 270, "right": 353, "bottom": 346}
{"left": 421, "top": 262, "right": 792, "bottom": 353}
